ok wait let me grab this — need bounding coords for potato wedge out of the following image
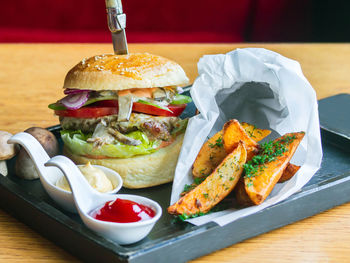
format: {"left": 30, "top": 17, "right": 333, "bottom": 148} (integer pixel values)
{"left": 168, "top": 142, "right": 247, "bottom": 215}
{"left": 192, "top": 130, "right": 227, "bottom": 178}
{"left": 223, "top": 119, "right": 259, "bottom": 160}
{"left": 244, "top": 132, "right": 305, "bottom": 205}
{"left": 236, "top": 162, "right": 301, "bottom": 206}
{"left": 278, "top": 163, "right": 301, "bottom": 183}
{"left": 192, "top": 120, "right": 270, "bottom": 178}
{"left": 241, "top": 122, "right": 271, "bottom": 142}
{"left": 235, "top": 178, "right": 253, "bottom": 207}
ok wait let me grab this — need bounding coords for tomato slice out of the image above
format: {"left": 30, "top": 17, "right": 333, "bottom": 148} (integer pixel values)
{"left": 54, "top": 107, "right": 118, "bottom": 118}
{"left": 54, "top": 100, "right": 187, "bottom": 118}
{"left": 133, "top": 102, "right": 186, "bottom": 116}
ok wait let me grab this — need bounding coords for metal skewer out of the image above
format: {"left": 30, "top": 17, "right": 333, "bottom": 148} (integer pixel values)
{"left": 105, "top": 0, "right": 128, "bottom": 55}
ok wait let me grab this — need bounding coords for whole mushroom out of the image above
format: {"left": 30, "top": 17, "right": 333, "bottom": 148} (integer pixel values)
{"left": 15, "top": 127, "right": 59, "bottom": 180}
{"left": 0, "top": 131, "right": 18, "bottom": 176}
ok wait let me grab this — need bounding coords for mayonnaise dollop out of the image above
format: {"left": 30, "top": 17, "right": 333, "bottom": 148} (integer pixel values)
{"left": 56, "top": 162, "right": 114, "bottom": 193}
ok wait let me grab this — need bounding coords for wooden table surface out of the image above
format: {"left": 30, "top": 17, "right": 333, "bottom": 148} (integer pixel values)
{"left": 0, "top": 43, "right": 350, "bottom": 262}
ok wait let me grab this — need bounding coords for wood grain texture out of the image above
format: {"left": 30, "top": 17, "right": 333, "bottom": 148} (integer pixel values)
{"left": 0, "top": 43, "right": 350, "bottom": 262}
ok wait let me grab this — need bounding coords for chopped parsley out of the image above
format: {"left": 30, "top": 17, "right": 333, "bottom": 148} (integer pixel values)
{"left": 182, "top": 177, "right": 205, "bottom": 195}
{"left": 209, "top": 136, "right": 224, "bottom": 148}
{"left": 177, "top": 212, "right": 207, "bottom": 221}
{"left": 243, "top": 135, "right": 296, "bottom": 182}
{"left": 174, "top": 199, "right": 231, "bottom": 222}
{"left": 183, "top": 184, "right": 194, "bottom": 193}
{"left": 194, "top": 177, "right": 205, "bottom": 185}
{"left": 246, "top": 125, "right": 257, "bottom": 138}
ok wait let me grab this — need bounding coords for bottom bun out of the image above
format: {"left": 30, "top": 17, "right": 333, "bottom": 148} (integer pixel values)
{"left": 63, "top": 133, "right": 184, "bottom": 189}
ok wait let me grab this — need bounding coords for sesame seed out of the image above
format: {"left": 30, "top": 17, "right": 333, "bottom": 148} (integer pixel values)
{"left": 94, "top": 65, "right": 105, "bottom": 71}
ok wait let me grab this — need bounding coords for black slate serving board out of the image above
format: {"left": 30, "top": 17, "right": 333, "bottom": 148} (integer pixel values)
{"left": 0, "top": 94, "right": 349, "bottom": 263}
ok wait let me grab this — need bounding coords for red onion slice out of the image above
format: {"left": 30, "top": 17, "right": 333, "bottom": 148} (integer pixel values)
{"left": 60, "top": 91, "right": 89, "bottom": 110}
{"left": 64, "top": 88, "right": 91, "bottom": 95}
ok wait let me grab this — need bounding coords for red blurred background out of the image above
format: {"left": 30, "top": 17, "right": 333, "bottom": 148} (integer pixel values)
{"left": 0, "top": 0, "right": 336, "bottom": 43}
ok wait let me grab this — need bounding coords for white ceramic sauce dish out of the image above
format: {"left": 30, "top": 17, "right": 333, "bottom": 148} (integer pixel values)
{"left": 45, "top": 155, "right": 162, "bottom": 245}
{"left": 8, "top": 132, "right": 123, "bottom": 213}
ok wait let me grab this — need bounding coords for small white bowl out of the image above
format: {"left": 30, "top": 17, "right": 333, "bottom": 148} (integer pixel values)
{"left": 83, "top": 194, "right": 162, "bottom": 245}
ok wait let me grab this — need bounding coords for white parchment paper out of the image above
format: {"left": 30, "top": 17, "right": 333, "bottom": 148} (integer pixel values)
{"left": 170, "top": 48, "right": 323, "bottom": 226}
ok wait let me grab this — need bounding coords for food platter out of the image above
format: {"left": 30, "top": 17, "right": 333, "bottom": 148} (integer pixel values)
{"left": 0, "top": 93, "right": 350, "bottom": 263}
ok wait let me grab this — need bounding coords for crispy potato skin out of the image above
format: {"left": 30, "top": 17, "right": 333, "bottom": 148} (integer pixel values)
{"left": 168, "top": 142, "right": 247, "bottom": 215}
{"left": 241, "top": 122, "right": 271, "bottom": 142}
{"left": 192, "top": 130, "right": 227, "bottom": 178}
{"left": 192, "top": 121, "right": 271, "bottom": 179}
{"left": 278, "top": 163, "right": 301, "bottom": 183}
{"left": 236, "top": 162, "right": 301, "bottom": 206}
{"left": 223, "top": 120, "right": 259, "bottom": 161}
{"left": 244, "top": 132, "right": 305, "bottom": 205}
{"left": 235, "top": 178, "right": 254, "bottom": 207}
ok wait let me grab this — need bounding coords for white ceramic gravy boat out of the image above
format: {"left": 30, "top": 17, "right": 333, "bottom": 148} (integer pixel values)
{"left": 8, "top": 132, "right": 123, "bottom": 213}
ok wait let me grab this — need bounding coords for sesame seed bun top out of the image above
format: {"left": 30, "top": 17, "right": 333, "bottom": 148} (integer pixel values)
{"left": 63, "top": 53, "right": 189, "bottom": 91}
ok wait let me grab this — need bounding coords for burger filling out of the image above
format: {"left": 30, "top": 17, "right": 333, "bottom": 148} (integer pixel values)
{"left": 49, "top": 87, "right": 191, "bottom": 159}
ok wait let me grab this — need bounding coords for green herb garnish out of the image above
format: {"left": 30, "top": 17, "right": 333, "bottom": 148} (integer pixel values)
{"left": 243, "top": 135, "right": 296, "bottom": 181}
{"left": 174, "top": 199, "right": 231, "bottom": 222}
{"left": 209, "top": 136, "right": 224, "bottom": 148}
{"left": 181, "top": 177, "right": 205, "bottom": 195}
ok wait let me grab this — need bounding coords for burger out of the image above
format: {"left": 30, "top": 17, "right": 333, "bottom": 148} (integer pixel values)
{"left": 48, "top": 53, "right": 191, "bottom": 188}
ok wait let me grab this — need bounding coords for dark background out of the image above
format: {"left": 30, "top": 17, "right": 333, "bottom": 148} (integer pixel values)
{"left": 0, "top": 0, "right": 349, "bottom": 43}
{"left": 311, "top": 0, "right": 350, "bottom": 42}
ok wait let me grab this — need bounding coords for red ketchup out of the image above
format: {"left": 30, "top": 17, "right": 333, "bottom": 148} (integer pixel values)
{"left": 91, "top": 198, "right": 155, "bottom": 223}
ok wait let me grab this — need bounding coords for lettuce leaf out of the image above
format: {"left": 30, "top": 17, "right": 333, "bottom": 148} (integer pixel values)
{"left": 61, "top": 130, "right": 162, "bottom": 158}
{"left": 136, "top": 99, "right": 172, "bottom": 112}
{"left": 171, "top": 94, "right": 192, "bottom": 105}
